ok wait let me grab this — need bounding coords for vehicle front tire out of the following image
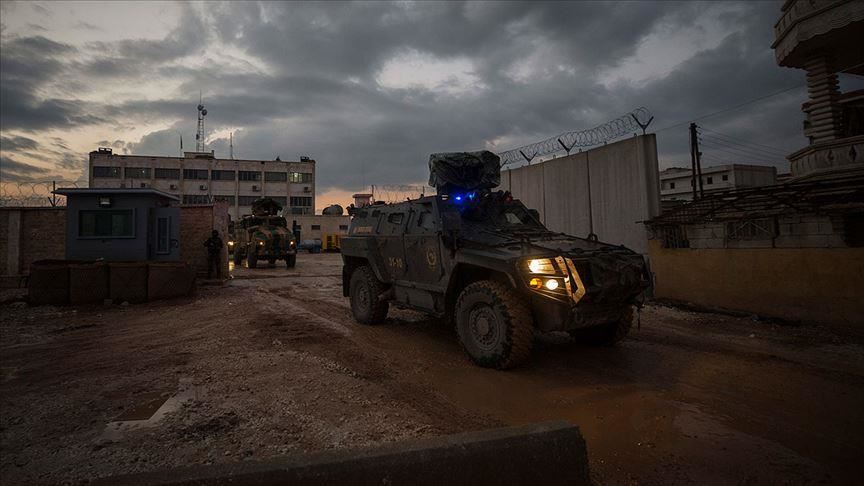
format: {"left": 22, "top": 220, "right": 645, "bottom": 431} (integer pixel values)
{"left": 349, "top": 265, "right": 388, "bottom": 324}
{"left": 455, "top": 280, "right": 533, "bottom": 369}
{"left": 233, "top": 250, "right": 243, "bottom": 265}
{"left": 247, "top": 251, "right": 258, "bottom": 269}
{"left": 569, "top": 306, "right": 634, "bottom": 346}
{"left": 286, "top": 254, "right": 296, "bottom": 268}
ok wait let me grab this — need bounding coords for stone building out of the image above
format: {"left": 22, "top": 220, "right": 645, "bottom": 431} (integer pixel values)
{"left": 772, "top": 0, "right": 864, "bottom": 176}
{"left": 88, "top": 149, "right": 316, "bottom": 220}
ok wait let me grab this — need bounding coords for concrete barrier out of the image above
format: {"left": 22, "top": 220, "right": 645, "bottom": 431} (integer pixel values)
{"left": 99, "top": 421, "right": 588, "bottom": 486}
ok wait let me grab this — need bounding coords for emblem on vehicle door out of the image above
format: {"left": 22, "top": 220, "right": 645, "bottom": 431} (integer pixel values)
{"left": 426, "top": 248, "right": 438, "bottom": 268}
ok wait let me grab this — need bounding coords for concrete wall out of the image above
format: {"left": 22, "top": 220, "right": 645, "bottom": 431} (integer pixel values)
{"left": 499, "top": 134, "right": 660, "bottom": 254}
{"left": 1, "top": 208, "right": 66, "bottom": 279}
{"left": 179, "top": 202, "right": 230, "bottom": 277}
{"left": 648, "top": 239, "right": 864, "bottom": 329}
{"left": 680, "top": 214, "right": 848, "bottom": 249}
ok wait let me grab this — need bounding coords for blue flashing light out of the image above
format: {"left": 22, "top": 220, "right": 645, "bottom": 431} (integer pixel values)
{"left": 454, "top": 195, "right": 463, "bottom": 202}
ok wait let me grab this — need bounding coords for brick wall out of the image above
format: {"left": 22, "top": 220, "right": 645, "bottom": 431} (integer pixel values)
{"left": 1, "top": 208, "right": 66, "bottom": 278}
{"left": 179, "top": 202, "right": 229, "bottom": 277}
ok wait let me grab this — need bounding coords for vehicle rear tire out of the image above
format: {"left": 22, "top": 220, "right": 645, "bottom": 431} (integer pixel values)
{"left": 349, "top": 266, "right": 388, "bottom": 324}
{"left": 248, "top": 251, "right": 258, "bottom": 269}
{"left": 286, "top": 254, "right": 296, "bottom": 268}
{"left": 455, "top": 280, "right": 533, "bottom": 369}
{"left": 569, "top": 306, "right": 634, "bottom": 346}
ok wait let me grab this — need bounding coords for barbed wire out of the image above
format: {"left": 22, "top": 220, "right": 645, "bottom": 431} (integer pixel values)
{"left": 497, "top": 107, "right": 654, "bottom": 168}
{"left": 0, "top": 180, "right": 88, "bottom": 207}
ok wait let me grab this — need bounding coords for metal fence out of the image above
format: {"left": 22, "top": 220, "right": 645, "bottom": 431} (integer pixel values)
{"left": 0, "top": 180, "right": 88, "bottom": 207}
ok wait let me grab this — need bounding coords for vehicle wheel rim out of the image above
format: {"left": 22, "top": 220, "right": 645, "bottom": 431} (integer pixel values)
{"left": 356, "top": 284, "right": 369, "bottom": 311}
{"left": 469, "top": 305, "right": 500, "bottom": 352}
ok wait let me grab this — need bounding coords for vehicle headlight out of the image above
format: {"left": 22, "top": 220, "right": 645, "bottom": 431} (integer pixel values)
{"left": 228, "top": 241, "right": 234, "bottom": 247}
{"left": 290, "top": 241, "right": 296, "bottom": 247}
{"left": 527, "top": 258, "right": 556, "bottom": 274}
{"left": 258, "top": 241, "right": 265, "bottom": 246}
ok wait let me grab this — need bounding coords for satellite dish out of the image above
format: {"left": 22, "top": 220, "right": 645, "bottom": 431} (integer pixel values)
{"left": 201, "top": 109, "right": 207, "bottom": 116}
{"left": 197, "top": 104, "right": 204, "bottom": 111}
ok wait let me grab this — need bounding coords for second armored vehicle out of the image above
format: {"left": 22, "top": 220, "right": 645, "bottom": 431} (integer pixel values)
{"left": 232, "top": 198, "right": 298, "bottom": 269}
{"left": 341, "top": 151, "right": 649, "bottom": 369}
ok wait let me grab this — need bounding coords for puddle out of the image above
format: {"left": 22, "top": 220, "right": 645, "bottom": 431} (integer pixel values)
{"left": 101, "top": 380, "right": 198, "bottom": 441}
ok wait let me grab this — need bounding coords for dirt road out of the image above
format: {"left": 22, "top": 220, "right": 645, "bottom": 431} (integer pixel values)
{"left": 2, "top": 253, "right": 862, "bottom": 484}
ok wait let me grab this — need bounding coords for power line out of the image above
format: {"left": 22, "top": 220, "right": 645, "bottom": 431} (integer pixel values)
{"left": 698, "top": 133, "right": 786, "bottom": 158}
{"left": 654, "top": 85, "right": 805, "bottom": 133}
{"left": 698, "top": 139, "right": 780, "bottom": 162}
{"left": 697, "top": 127, "right": 788, "bottom": 154}
{"left": 698, "top": 139, "right": 780, "bottom": 164}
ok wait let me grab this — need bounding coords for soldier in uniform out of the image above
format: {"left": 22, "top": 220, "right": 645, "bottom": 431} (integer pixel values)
{"left": 204, "top": 230, "right": 224, "bottom": 279}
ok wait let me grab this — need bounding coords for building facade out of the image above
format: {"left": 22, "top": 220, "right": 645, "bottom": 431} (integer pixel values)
{"left": 660, "top": 164, "right": 778, "bottom": 202}
{"left": 88, "top": 149, "right": 316, "bottom": 220}
{"left": 772, "top": 0, "right": 864, "bottom": 176}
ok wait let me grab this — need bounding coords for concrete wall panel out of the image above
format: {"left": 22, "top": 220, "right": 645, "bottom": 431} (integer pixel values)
{"left": 500, "top": 135, "right": 660, "bottom": 253}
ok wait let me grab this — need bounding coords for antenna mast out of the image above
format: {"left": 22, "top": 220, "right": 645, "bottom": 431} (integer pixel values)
{"left": 195, "top": 92, "right": 208, "bottom": 152}
{"left": 230, "top": 132, "right": 234, "bottom": 160}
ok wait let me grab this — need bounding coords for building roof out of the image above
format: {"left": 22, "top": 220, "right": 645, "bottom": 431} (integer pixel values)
{"left": 659, "top": 164, "right": 777, "bottom": 179}
{"left": 648, "top": 165, "right": 864, "bottom": 225}
{"left": 53, "top": 188, "right": 181, "bottom": 201}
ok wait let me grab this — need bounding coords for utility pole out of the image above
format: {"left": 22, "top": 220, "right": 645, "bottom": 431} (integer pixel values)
{"left": 693, "top": 123, "right": 704, "bottom": 198}
{"left": 689, "top": 123, "right": 698, "bottom": 200}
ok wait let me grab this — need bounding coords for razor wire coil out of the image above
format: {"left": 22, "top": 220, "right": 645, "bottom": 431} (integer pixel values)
{"left": 498, "top": 107, "right": 653, "bottom": 167}
{"left": 0, "top": 180, "right": 88, "bottom": 207}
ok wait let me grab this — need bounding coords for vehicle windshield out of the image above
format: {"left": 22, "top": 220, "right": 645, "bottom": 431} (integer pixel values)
{"left": 462, "top": 200, "right": 545, "bottom": 229}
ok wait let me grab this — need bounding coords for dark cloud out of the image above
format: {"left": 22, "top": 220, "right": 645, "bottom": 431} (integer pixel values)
{"left": 0, "top": 0, "right": 815, "bottom": 195}
{"left": 0, "top": 155, "right": 51, "bottom": 182}
{"left": 1, "top": 135, "right": 40, "bottom": 152}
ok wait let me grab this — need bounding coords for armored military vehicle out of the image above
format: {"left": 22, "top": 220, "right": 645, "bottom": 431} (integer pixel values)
{"left": 341, "top": 151, "right": 649, "bottom": 369}
{"left": 232, "top": 198, "right": 298, "bottom": 268}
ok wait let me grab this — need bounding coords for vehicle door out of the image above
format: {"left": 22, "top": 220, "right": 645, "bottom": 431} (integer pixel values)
{"left": 403, "top": 202, "right": 445, "bottom": 289}
{"left": 376, "top": 209, "right": 407, "bottom": 281}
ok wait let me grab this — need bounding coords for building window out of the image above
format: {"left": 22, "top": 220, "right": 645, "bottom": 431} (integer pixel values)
{"left": 182, "top": 195, "right": 211, "bottom": 204}
{"left": 290, "top": 207, "right": 311, "bottom": 215}
{"left": 154, "top": 168, "right": 181, "bottom": 179}
{"left": 93, "top": 166, "right": 120, "bottom": 178}
{"left": 211, "top": 170, "right": 236, "bottom": 181}
{"left": 722, "top": 174, "right": 729, "bottom": 181}
{"left": 657, "top": 225, "right": 688, "bottom": 249}
{"left": 183, "top": 169, "right": 209, "bottom": 180}
{"left": 124, "top": 167, "right": 151, "bottom": 179}
{"left": 213, "top": 195, "right": 235, "bottom": 206}
{"left": 265, "top": 171, "right": 288, "bottom": 182}
{"left": 269, "top": 196, "right": 287, "bottom": 207}
{"left": 289, "top": 172, "right": 313, "bottom": 183}
{"left": 669, "top": 182, "right": 676, "bottom": 189}
{"left": 311, "top": 224, "right": 321, "bottom": 230}
{"left": 238, "top": 196, "right": 259, "bottom": 206}
{"left": 706, "top": 176, "right": 713, "bottom": 185}
{"left": 238, "top": 171, "right": 261, "bottom": 181}
{"left": 339, "top": 225, "right": 348, "bottom": 231}
{"left": 79, "top": 209, "right": 134, "bottom": 238}
{"left": 726, "top": 218, "right": 776, "bottom": 240}
{"left": 290, "top": 196, "right": 312, "bottom": 207}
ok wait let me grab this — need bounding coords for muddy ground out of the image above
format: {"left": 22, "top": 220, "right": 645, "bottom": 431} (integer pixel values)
{"left": 1, "top": 253, "right": 862, "bottom": 485}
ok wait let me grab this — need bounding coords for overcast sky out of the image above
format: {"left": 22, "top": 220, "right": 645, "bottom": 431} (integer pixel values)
{"left": 2, "top": 1, "right": 862, "bottom": 208}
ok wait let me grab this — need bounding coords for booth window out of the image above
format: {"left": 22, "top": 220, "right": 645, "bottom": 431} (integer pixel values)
{"left": 79, "top": 210, "right": 134, "bottom": 238}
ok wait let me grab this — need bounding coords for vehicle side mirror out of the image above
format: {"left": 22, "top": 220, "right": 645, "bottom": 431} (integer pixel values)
{"left": 528, "top": 209, "right": 540, "bottom": 222}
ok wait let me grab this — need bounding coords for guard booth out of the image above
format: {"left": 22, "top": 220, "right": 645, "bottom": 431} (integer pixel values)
{"left": 54, "top": 188, "right": 181, "bottom": 261}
